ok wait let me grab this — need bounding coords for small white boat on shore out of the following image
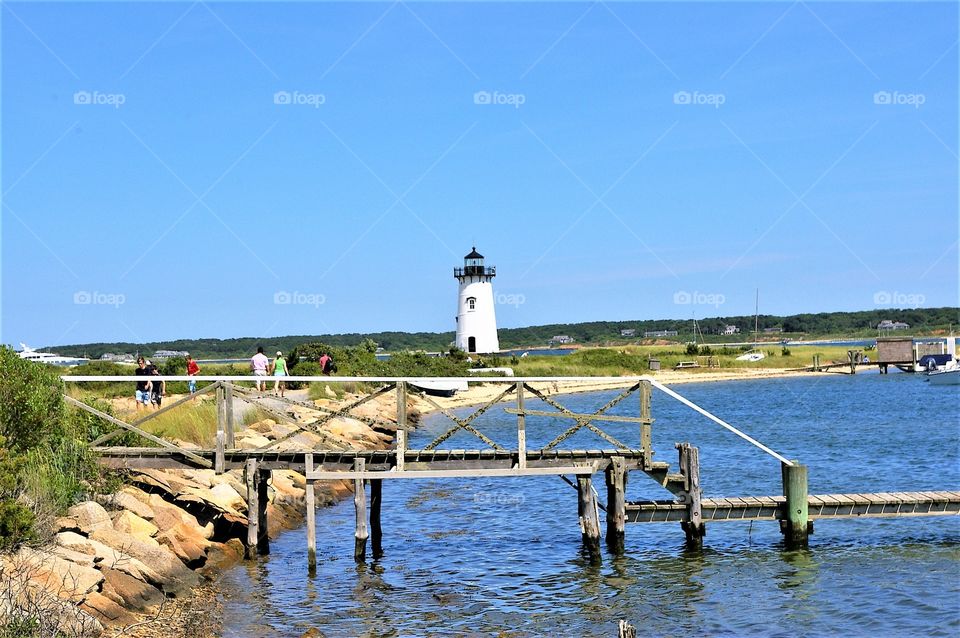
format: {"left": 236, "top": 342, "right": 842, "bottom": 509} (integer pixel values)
{"left": 736, "top": 351, "right": 766, "bottom": 362}
{"left": 409, "top": 380, "right": 469, "bottom": 397}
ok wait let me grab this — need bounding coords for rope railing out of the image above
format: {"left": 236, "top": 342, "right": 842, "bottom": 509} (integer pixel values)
{"left": 61, "top": 374, "right": 793, "bottom": 466}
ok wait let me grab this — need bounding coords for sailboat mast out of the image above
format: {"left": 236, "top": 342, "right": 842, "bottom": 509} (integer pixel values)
{"left": 754, "top": 288, "right": 759, "bottom": 341}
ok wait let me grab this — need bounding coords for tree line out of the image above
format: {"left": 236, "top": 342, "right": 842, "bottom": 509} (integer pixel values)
{"left": 43, "top": 306, "right": 959, "bottom": 359}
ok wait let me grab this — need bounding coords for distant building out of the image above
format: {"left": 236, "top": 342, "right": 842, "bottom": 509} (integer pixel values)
{"left": 763, "top": 327, "right": 783, "bottom": 334}
{"left": 719, "top": 325, "right": 740, "bottom": 335}
{"left": 549, "top": 335, "right": 575, "bottom": 345}
{"left": 644, "top": 330, "right": 678, "bottom": 338}
{"left": 152, "top": 350, "right": 190, "bottom": 360}
{"left": 100, "top": 353, "right": 135, "bottom": 362}
{"left": 877, "top": 320, "right": 910, "bottom": 331}
{"left": 620, "top": 329, "right": 636, "bottom": 337}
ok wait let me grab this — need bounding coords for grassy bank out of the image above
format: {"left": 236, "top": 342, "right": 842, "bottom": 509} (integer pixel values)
{"left": 505, "top": 344, "right": 860, "bottom": 377}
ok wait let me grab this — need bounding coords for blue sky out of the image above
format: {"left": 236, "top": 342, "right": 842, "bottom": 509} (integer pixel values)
{"left": 2, "top": 1, "right": 957, "bottom": 348}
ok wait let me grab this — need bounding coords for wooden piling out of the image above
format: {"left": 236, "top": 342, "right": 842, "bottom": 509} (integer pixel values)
{"left": 678, "top": 443, "right": 705, "bottom": 548}
{"left": 245, "top": 458, "right": 259, "bottom": 559}
{"left": 215, "top": 383, "right": 225, "bottom": 436}
{"left": 354, "top": 458, "right": 368, "bottom": 561}
{"left": 781, "top": 460, "right": 809, "bottom": 548}
{"left": 305, "top": 453, "right": 317, "bottom": 573}
{"left": 370, "top": 479, "right": 383, "bottom": 559}
{"left": 257, "top": 466, "right": 270, "bottom": 555}
{"left": 577, "top": 471, "right": 601, "bottom": 558}
{"left": 605, "top": 456, "right": 627, "bottom": 553}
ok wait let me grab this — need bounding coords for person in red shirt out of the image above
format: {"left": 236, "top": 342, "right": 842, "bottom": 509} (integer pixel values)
{"left": 186, "top": 354, "right": 200, "bottom": 394}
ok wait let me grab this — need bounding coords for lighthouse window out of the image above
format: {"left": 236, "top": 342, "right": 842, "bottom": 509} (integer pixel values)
{"left": 467, "top": 297, "right": 476, "bottom": 311}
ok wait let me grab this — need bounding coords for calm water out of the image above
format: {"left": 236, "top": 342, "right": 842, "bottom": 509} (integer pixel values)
{"left": 220, "top": 372, "right": 960, "bottom": 637}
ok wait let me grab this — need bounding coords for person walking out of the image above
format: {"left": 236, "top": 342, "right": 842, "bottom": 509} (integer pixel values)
{"left": 272, "top": 351, "right": 289, "bottom": 397}
{"left": 148, "top": 362, "right": 165, "bottom": 409}
{"left": 251, "top": 346, "right": 269, "bottom": 393}
{"left": 319, "top": 352, "right": 332, "bottom": 375}
{"left": 186, "top": 354, "right": 200, "bottom": 394}
{"left": 134, "top": 357, "right": 151, "bottom": 412}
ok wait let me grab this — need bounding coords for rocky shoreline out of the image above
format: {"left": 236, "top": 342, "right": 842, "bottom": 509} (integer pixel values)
{"left": 2, "top": 388, "right": 407, "bottom": 638}
{"left": 4, "top": 372, "right": 818, "bottom": 637}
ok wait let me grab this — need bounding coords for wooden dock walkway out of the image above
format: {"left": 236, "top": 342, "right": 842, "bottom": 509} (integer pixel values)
{"left": 61, "top": 375, "right": 960, "bottom": 563}
{"left": 628, "top": 491, "right": 960, "bottom": 522}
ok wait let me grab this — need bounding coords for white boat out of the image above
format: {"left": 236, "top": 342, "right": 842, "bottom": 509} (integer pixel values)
{"left": 927, "top": 367, "right": 960, "bottom": 385}
{"left": 736, "top": 351, "right": 766, "bottom": 362}
{"left": 924, "top": 334, "right": 958, "bottom": 384}
{"left": 409, "top": 380, "right": 469, "bottom": 397}
{"left": 17, "top": 343, "right": 89, "bottom": 367}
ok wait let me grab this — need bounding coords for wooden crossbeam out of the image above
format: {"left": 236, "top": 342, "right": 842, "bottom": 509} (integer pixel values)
{"left": 307, "top": 463, "right": 599, "bottom": 480}
{"left": 421, "top": 383, "right": 516, "bottom": 451}
{"left": 88, "top": 381, "right": 221, "bottom": 446}
{"left": 503, "top": 409, "right": 651, "bottom": 424}
{"left": 65, "top": 395, "right": 211, "bottom": 468}
{"left": 523, "top": 384, "right": 631, "bottom": 451}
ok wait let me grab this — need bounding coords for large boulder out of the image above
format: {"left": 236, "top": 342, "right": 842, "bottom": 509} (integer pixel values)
{"left": 109, "top": 487, "right": 156, "bottom": 520}
{"left": 55, "top": 531, "right": 161, "bottom": 585}
{"left": 99, "top": 567, "right": 164, "bottom": 611}
{"left": 16, "top": 548, "right": 104, "bottom": 601}
{"left": 89, "top": 528, "right": 199, "bottom": 594}
{"left": 80, "top": 591, "right": 137, "bottom": 626}
{"left": 66, "top": 501, "right": 112, "bottom": 534}
{"left": 113, "top": 510, "right": 159, "bottom": 539}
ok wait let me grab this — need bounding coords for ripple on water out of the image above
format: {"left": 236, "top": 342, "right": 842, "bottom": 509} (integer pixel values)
{"left": 220, "top": 376, "right": 960, "bottom": 637}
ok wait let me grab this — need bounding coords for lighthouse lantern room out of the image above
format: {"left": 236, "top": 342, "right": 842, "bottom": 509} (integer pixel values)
{"left": 454, "top": 247, "right": 500, "bottom": 354}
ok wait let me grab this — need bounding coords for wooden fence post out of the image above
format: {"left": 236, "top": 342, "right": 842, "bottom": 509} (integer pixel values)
{"left": 605, "top": 456, "right": 627, "bottom": 553}
{"left": 224, "top": 382, "right": 235, "bottom": 448}
{"left": 516, "top": 383, "right": 527, "bottom": 470}
{"left": 305, "top": 453, "right": 316, "bottom": 573}
{"left": 215, "top": 430, "right": 225, "bottom": 475}
{"left": 640, "top": 381, "right": 652, "bottom": 470}
{"left": 354, "top": 459, "right": 368, "bottom": 561}
{"left": 396, "top": 382, "right": 407, "bottom": 471}
{"left": 781, "top": 461, "right": 810, "bottom": 549}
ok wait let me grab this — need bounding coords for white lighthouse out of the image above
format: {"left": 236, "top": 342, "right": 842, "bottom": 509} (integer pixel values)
{"left": 454, "top": 247, "right": 500, "bottom": 354}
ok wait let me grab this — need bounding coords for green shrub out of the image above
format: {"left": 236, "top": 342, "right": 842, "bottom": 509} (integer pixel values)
{"left": 0, "top": 347, "right": 66, "bottom": 452}
{"left": 685, "top": 343, "right": 699, "bottom": 356}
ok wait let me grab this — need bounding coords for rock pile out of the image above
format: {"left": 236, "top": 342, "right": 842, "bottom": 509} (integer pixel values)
{"left": 1, "top": 387, "right": 406, "bottom": 636}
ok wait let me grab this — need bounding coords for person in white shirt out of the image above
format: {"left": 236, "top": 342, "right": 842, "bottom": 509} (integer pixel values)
{"left": 251, "top": 346, "right": 270, "bottom": 392}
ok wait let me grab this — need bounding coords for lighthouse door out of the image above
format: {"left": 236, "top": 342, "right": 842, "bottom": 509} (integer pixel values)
{"left": 468, "top": 337, "right": 477, "bottom": 353}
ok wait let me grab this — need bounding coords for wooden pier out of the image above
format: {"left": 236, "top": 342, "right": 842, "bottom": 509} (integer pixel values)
{"left": 63, "top": 375, "right": 960, "bottom": 562}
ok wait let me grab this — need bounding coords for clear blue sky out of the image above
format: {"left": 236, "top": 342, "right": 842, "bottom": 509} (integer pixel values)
{"left": 2, "top": 1, "right": 957, "bottom": 348}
